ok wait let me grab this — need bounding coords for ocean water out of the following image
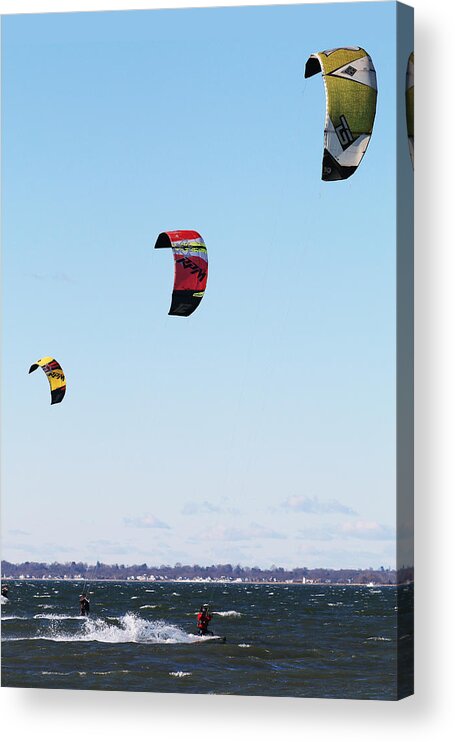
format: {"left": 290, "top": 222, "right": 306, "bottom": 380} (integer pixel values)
{"left": 1, "top": 580, "right": 412, "bottom": 699}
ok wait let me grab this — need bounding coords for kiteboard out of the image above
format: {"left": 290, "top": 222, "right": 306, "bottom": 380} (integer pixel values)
{"left": 193, "top": 635, "right": 226, "bottom": 644}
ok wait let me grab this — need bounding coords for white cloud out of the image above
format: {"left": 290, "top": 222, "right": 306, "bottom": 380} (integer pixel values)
{"left": 123, "top": 514, "right": 170, "bottom": 529}
{"left": 181, "top": 500, "right": 239, "bottom": 515}
{"left": 87, "top": 539, "right": 139, "bottom": 556}
{"left": 297, "top": 519, "right": 395, "bottom": 542}
{"left": 338, "top": 520, "right": 395, "bottom": 540}
{"left": 3, "top": 542, "right": 75, "bottom": 557}
{"left": 182, "top": 501, "right": 221, "bottom": 515}
{"left": 281, "top": 495, "right": 357, "bottom": 515}
{"left": 192, "top": 522, "right": 286, "bottom": 543}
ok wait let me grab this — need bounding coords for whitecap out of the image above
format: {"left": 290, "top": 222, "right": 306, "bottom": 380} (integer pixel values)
{"left": 169, "top": 671, "right": 192, "bottom": 678}
{"left": 214, "top": 611, "right": 242, "bottom": 618}
{"left": 33, "top": 614, "right": 85, "bottom": 620}
{"left": 365, "top": 636, "right": 392, "bottom": 642}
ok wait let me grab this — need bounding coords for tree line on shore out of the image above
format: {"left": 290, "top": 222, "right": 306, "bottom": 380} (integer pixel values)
{"left": 1, "top": 560, "right": 413, "bottom": 584}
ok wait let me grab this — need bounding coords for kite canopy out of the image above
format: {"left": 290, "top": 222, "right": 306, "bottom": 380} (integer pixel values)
{"left": 305, "top": 46, "right": 377, "bottom": 181}
{"left": 406, "top": 52, "right": 414, "bottom": 169}
{"left": 29, "top": 356, "right": 66, "bottom": 405}
{"left": 155, "top": 230, "right": 208, "bottom": 317}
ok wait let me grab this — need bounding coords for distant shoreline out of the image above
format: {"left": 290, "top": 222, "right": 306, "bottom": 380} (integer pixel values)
{"left": 1, "top": 560, "right": 413, "bottom": 587}
{"left": 1, "top": 577, "right": 410, "bottom": 587}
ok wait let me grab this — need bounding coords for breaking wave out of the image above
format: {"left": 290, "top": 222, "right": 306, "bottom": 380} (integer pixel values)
{"left": 6, "top": 613, "right": 213, "bottom": 645}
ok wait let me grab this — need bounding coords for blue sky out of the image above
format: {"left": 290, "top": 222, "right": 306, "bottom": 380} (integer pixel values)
{"left": 1, "top": 2, "right": 413, "bottom": 569}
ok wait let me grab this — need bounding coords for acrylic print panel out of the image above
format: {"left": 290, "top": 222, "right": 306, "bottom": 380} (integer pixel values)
{"left": 1, "top": 1, "right": 414, "bottom": 700}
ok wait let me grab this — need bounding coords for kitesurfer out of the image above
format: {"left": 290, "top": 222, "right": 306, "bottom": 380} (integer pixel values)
{"left": 1, "top": 584, "right": 9, "bottom": 599}
{"left": 197, "top": 604, "right": 213, "bottom": 636}
{"left": 79, "top": 593, "right": 90, "bottom": 616}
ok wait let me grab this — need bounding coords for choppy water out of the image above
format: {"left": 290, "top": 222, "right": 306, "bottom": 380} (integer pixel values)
{"left": 1, "top": 580, "right": 412, "bottom": 699}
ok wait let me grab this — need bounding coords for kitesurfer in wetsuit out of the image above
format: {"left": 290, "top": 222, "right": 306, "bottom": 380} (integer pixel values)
{"left": 1, "top": 584, "right": 9, "bottom": 599}
{"left": 79, "top": 593, "right": 90, "bottom": 616}
{"left": 197, "top": 604, "right": 213, "bottom": 636}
